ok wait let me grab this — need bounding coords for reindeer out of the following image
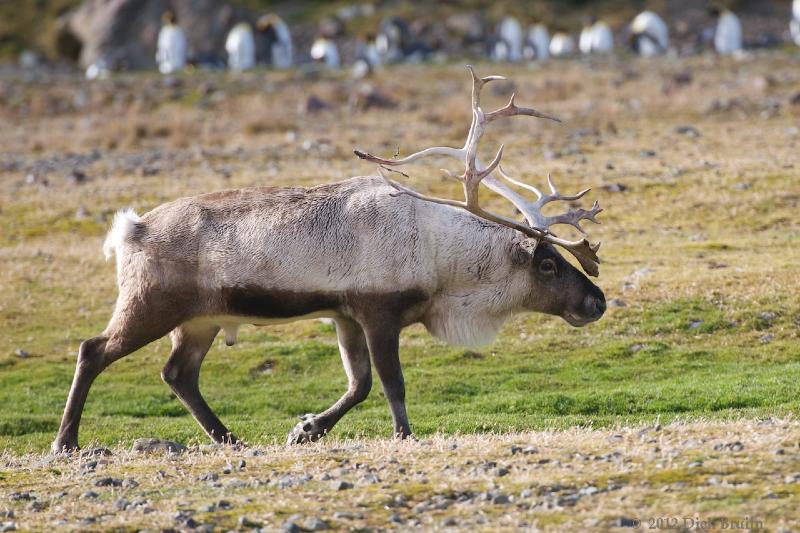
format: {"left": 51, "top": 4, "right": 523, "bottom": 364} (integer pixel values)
{"left": 52, "top": 67, "right": 606, "bottom": 452}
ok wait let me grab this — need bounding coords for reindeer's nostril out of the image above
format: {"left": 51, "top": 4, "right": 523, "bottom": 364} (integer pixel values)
{"left": 595, "top": 297, "right": 606, "bottom": 316}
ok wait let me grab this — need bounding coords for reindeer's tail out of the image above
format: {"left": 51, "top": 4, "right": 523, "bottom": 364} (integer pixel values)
{"left": 103, "top": 209, "right": 141, "bottom": 260}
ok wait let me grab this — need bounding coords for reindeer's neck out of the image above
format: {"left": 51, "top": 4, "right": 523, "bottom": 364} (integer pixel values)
{"left": 423, "top": 218, "right": 527, "bottom": 346}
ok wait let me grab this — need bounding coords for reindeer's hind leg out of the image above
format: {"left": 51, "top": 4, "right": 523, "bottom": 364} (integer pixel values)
{"left": 161, "top": 323, "right": 239, "bottom": 444}
{"left": 52, "top": 294, "right": 183, "bottom": 453}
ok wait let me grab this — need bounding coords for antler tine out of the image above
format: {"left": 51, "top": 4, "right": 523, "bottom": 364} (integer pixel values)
{"left": 485, "top": 93, "right": 562, "bottom": 124}
{"left": 497, "top": 165, "right": 543, "bottom": 199}
{"left": 476, "top": 144, "right": 504, "bottom": 180}
{"left": 466, "top": 64, "right": 506, "bottom": 109}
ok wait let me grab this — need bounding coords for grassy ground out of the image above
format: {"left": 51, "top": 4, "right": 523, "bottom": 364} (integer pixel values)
{"left": 1, "top": 53, "right": 799, "bottom": 529}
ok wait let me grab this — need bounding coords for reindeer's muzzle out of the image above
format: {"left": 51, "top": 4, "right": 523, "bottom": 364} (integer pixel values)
{"left": 564, "top": 284, "right": 606, "bottom": 327}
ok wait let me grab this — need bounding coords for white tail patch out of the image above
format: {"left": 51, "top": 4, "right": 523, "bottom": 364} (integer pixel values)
{"left": 103, "top": 209, "right": 140, "bottom": 260}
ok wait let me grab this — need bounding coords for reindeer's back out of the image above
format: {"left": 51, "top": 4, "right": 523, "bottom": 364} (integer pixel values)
{"left": 136, "top": 176, "right": 436, "bottom": 293}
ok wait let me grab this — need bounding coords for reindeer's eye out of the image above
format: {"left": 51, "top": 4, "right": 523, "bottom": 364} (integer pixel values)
{"left": 539, "top": 258, "right": 557, "bottom": 275}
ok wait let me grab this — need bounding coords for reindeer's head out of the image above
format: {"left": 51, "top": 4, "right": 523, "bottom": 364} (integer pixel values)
{"left": 514, "top": 241, "right": 606, "bottom": 327}
{"left": 355, "top": 65, "right": 606, "bottom": 327}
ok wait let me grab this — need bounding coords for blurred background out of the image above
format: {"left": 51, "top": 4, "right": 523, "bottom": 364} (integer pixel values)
{"left": 1, "top": 0, "right": 798, "bottom": 73}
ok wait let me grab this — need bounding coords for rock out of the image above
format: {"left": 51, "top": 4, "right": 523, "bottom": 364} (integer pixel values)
{"left": 13, "top": 349, "right": 28, "bottom": 359}
{"left": 80, "top": 491, "right": 99, "bottom": 499}
{"left": 675, "top": 125, "right": 701, "bottom": 138}
{"left": 199, "top": 472, "right": 219, "bottom": 482}
{"left": 67, "top": 169, "right": 88, "bottom": 184}
{"left": 27, "top": 501, "right": 45, "bottom": 512}
{"left": 389, "top": 513, "right": 404, "bottom": 524}
{"left": 239, "top": 516, "right": 262, "bottom": 529}
{"left": 688, "top": 320, "right": 704, "bottom": 329}
{"left": 714, "top": 441, "right": 744, "bottom": 452}
{"left": 132, "top": 438, "right": 186, "bottom": 454}
{"left": 331, "top": 480, "right": 353, "bottom": 491}
{"left": 9, "top": 493, "right": 34, "bottom": 501}
{"left": 280, "top": 520, "right": 301, "bottom": 532}
{"left": 217, "top": 500, "right": 233, "bottom": 510}
{"left": 640, "top": 150, "right": 656, "bottom": 157}
{"left": 349, "top": 84, "right": 397, "bottom": 112}
{"left": 0, "top": 522, "right": 16, "bottom": 532}
{"left": 304, "top": 517, "right": 329, "bottom": 531}
{"left": 731, "top": 182, "right": 752, "bottom": 191}
{"left": 491, "top": 493, "right": 510, "bottom": 504}
{"left": 332, "top": 512, "right": 363, "bottom": 520}
{"left": 80, "top": 447, "right": 112, "bottom": 458}
{"left": 301, "top": 95, "right": 331, "bottom": 114}
{"left": 121, "top": 479, "right": 139, "bottom": 489}
{"left": 112, "top": 499, "right": 129, "bottom": 511}
{"left": 493, "top": 467, "right": 510, "bottom": 477}
{"left": 600, "top": 183, "right": 628, "bottom": 193}
{"left": 760, "top": 334, "right": 774, "bottom": 344}
{"left": 784, "top": 473, "right": 800, "bottom": 484}
{"left": 95, "top": 477, "right": 123, "bottom": 487}
{"left": 608, "top": 299, "right": 627, "bottom": 308}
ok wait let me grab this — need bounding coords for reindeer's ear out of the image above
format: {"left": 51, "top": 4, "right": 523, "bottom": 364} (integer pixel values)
{"left": 511, "top": 240, "right": 537, "bottom": 265}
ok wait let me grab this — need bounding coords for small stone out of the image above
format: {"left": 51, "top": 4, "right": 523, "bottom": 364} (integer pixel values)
{"left": 608, "top": 298, "right": 627, "bottom": 308}
{"left": 27, "top": 501, "right": 45, "bottom": 512}
{"left": 389, "top": 513, "right": 404, "bottom": 524}
{"left": 510, "top": 445, "right": 523, "bottom": 455}
{"left": 112, "top": 499, "right": 129, "bottom": 511}
{"left": 8, "top": 493, "right": 34, "bottom": 502}
{"left": 491, "top": 493, "right": 510, "bottom": 504}
{"left": 600, "top": 183, "right": 628, "bottom": 193}
{"left": 332, "top": 512, "right": 363, "bottom": 520}
{"left": 199, "top": 472, "right": 219, "bottom": 482}
{"left": 442, "top": 517, "right": 457, "bottom": 526}
{"left": 132, "top": 438, "right": 186, "bottom": 454}
{"left": 493, "top": 467, "right": 510, "bottom": 477}
{"left": 675, "top": 125, "right": 701, "bottom": 138}
{"left": 304, "top": 517, "right": 329, "bottom": 531}
{"left": 0, "top": 522, "right": 16, "bottom": 532}
{"left": 80, "top": 491, "right": 99, "bottom": 499}
{"left": 689, "top": 320, "right": 704, "bottom": 329}
{"left": 13, "top": 349, "right": 28, "bottom": 359}
{"left": 760, "top": 334, "right": 774, "bottom": 344}
{"left": 640, "top": 149, "right": 656, "bottom": 157}
{"left": 731, "top": 182, "right": 752, "bottom": 191}
{"left": 121, "top": 479, "right": 139, "bottom": 489}
{"left": 67, "top": 169, "right": 88, "bottom": 184}
{"left": 81, "top": 447, "right": 112, "bottom": 458}
{"left": 95, "top": 477, "right": 123, "bottom": 487}
{"left": 688, "top": 461, "right": 703, "bottom": 468}
{"left": 784, "top": 473, "right": 800, "bottom": 483}
{"left": 217, "top": 500, "right": 233, "bottom": 510}
{"left": 237, "top": 460, "right": 246, "bottom": 470}
{"left": 238, "top": 516, "right": 262, "bottom": 529}
{"left": 301, "top": 95, "right": 331, "bottom": 114}
{"left": 331, "top": 480, "right": 353, "bottom": 491}
{"left": 280, "top": 519, "right": 300, "bottom": 532}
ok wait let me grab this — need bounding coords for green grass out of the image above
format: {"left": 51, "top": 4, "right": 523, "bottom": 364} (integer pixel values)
{"left": 1, "top": 296, "right": 797, "bottom": 453}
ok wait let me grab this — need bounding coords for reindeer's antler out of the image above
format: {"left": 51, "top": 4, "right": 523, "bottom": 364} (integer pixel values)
{"left": 354, "top": 65, "right": 603, "bottom": 276}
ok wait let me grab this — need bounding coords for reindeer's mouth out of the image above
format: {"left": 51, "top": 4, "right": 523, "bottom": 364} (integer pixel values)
{"left": 562, "top": 311, "right": 594, "bottom": 327}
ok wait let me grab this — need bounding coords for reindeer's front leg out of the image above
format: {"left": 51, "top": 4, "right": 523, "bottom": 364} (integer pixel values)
{"left": 287, "top": 317, "right": 372, "bottom": 444}
{"left": 363, "top": 324, "right": 412, "bottom": 439}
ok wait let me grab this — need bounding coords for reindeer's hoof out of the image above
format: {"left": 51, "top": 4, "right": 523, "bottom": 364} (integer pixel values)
{"left": 51, "top": 439, "right": 79, "bottom": 455}
{"left": 287, "top": 413, "right": 327, "bottom": 445}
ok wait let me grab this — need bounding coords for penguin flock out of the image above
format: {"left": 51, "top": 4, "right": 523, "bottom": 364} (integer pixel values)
{"left": 146, "top": 6, "right": 799, "bottom": 79}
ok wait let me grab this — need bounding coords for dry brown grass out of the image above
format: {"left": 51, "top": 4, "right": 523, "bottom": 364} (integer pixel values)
{"left": 2, "top": 419, "right": 800, "bottom": 531}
